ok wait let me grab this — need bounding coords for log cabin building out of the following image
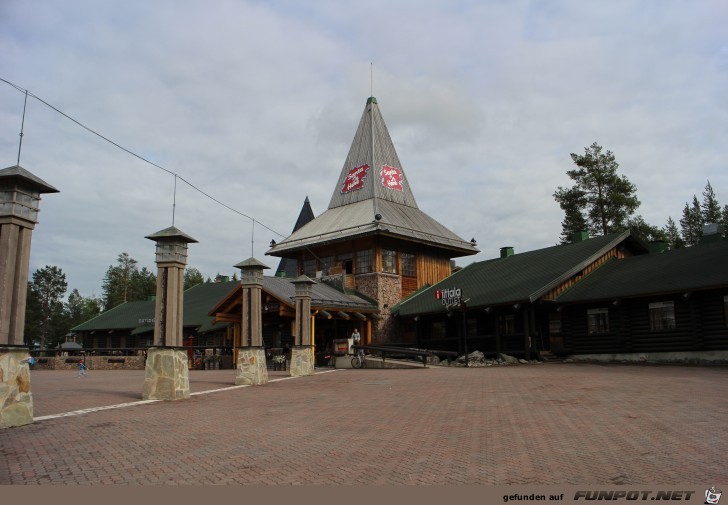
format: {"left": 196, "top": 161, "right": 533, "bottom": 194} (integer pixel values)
{"left": 392, "top": 227, "right": 728, "bottom": 361}
{"left": 265, "top": 97, "right": 479, "bottom": 344}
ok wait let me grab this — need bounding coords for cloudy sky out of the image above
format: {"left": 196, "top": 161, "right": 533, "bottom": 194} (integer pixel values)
{"left": 1, "top": 0, "right": 727, "bottom": 299}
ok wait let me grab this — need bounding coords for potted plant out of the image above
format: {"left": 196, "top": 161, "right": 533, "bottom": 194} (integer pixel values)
{"left": 204, "top": 355, "right": 215, "bottom": 370}
{"left": 272, "top": 354, "right": 286, "bottom": 371}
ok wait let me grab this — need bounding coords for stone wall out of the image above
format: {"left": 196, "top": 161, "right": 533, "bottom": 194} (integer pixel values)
{"left": 0, "top": 348, "right": 33, "bottom": 428}
{"left": 30, "top": 355, "right": 146, "bottom": 370}
{"left": 355, "top": 272, "right": 401, "bottom": 343}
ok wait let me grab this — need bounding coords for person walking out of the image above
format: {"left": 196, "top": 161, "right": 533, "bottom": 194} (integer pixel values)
{"left": 78, "top": 359, "right": 88, "bottom": 378}
{"left": 351, "top": 328, "right": 361, "bottom": 356}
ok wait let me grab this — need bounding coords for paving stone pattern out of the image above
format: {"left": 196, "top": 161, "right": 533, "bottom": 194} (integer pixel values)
{"left": 1, "top": 364, "right": 727, "bottom": 485}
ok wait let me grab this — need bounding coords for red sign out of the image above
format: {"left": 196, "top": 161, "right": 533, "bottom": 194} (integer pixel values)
{"left": 341, "top": 164, "right": 370, "bottom": 193}
{"left": 381, "top": 164, "right": 403, "bottom": 191}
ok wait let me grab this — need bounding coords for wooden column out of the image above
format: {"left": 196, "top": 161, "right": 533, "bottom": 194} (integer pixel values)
{"left": 0, "top": 165, "right": 58, "bottom": 346}
{"left": 291, "top": 275, "right": 315, "bottom": 377}
{"left": 146, "top": 227, "right": 197, "bottom": 347}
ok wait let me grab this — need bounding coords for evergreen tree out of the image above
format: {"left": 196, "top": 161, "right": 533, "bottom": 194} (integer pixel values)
{"left": 184, "top": 267, "right": 204, "bottom": 290}
{"left": 554, "top": 142, "right": 640, "bottom": 239}
{"left": 128, "top": 267, "right": 156, "bottom": 301}
{"left": 102, "top": 253, "right": 156, "bottom": 310}
{"left": 701, "top": 180, "right": 722, "bottom": 224}
{"left": 679, "top": 196, "right": 703, "bottom": 246}
{"left": 556, "top": 186, "right": 590, "bottom": 243}
{"left": 25, "top": 266, "right": 68, "bottom": 349}
{"left": 626, "top": 215, "right": 667, "bottom": 243}
{"left": 663, "top": 217, "right": 684, "bottom": 249}
{"left": 66, "top": 289, "right": 102, "bottom": 329}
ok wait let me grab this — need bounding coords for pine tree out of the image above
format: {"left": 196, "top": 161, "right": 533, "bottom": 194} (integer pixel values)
{"left": 626, "top": 215, "right": 667, "bottom": 243}
{"left": 26, "top": 266, "right": 68, "bottom": 349}
{"left": 101, "top": 253, "right": 156, "bottom": 310}
{"left": 679, "top": 196, "right": 703, "bottom": 246}
{"left": 184, "top": 267, "right": 204, "bottom": 290}
{"left": 554, "top": 142, "right": 640, "bottom": 238}
{"left": 663, "top": 217, "right": 684, "bottom": 249}
{"left": 701, "top": 180, "right": 722, "bottom": 224}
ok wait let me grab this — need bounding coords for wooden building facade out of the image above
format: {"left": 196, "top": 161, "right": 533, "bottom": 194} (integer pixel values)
{"left": 266, "top": 97, "right": 478, "bottom": 343}
{"left": 393, "top": 228, "right": 728, "bottom": 360}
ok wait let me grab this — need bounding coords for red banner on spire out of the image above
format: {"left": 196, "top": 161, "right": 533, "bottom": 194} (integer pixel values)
{"left": 341, "top": 164, "right": 370, "bottom": 194}
{"left": 381, "top": 164, "right": 403, "bottom": 192}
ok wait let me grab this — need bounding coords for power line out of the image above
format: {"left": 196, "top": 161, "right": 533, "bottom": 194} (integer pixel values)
{"left": 1, "top": 77, "right": 285, "bottom": 240}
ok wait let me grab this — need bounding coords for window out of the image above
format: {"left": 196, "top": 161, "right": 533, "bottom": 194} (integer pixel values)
{"left": 431, "top": 321, "right": 447, "bottom": 339}
{"left": 498, "top": 314, "right": 515, "bottom": 335}
{"left": 303, "top": 259, "right": 317, "bottom": 277}
{"left": 587, "top": 308, "right": 609, "bottom": 334}
{"left": 401, "top": 252, "right": 416, "bottom": 277}
{"left": 382, "top": 249, "right": 397, "bottom": 273}
{"left": 467, "top": 317, "right": 478, "bottom": 337}
{"left": 319, "top": 256, "right": 334, "bottom": 275}
{"left": 356, "top": 249, "right": 373, "bottom": 274}
{"left": 649, "top": 301, "right": 676, "bottom": 330}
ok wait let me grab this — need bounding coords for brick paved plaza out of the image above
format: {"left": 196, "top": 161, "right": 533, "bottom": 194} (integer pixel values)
{"left": 1, "top": 363, "right": 727, "bottom": 485}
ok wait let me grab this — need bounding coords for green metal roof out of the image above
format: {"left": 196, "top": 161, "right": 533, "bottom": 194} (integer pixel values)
{"left": 393, "top": 231, "right": 638, "bottom": 316}
{"left": 71, "top": 300, "right": 154, "bottom": 332}
{"left": 182, "top": 281, "right": 238, "bottom": 329}
{"left": 556, "top": 239, "right": 728, "bottom": 303}
{"left": 72, "top": 276, "right": 377, "bottom": 335}
{"left": 71, "top": 282, "right": 238, "bottom": 335}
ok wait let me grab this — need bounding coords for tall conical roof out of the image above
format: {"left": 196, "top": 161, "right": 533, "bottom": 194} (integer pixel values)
{"left": 267, "top": 98, "right": 478, "bottom": 258}
{"left": 328, "top": 97, "right": 418, "bottom": 211}
{"left": 275, "top": 197, "right": 315, "bottom": 277}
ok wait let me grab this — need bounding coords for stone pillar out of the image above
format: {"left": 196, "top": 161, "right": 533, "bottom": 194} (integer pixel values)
{"left": 291, "top": 275, "right": 315, "bottom": 377}
{"left": 0, "top": 348, "right": 33, "bottom": 428}
{"left": 234, "top": 258, "right": 269, "bottom": 385}
{"left": 142, "top": 226, "right": 196, "bottom": 401}
{"left": 142, "top": 348, "right": 190, "bottom": 400}
{"left": 0, "top": 165, "right": 58, "bottom": 346}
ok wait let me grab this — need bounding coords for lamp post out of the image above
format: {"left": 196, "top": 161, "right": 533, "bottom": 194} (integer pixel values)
{"left": 460, "top": 299, "right": 469, "bottom": 367}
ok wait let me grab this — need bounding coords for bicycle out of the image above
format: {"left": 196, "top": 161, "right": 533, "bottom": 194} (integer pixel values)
{"left": 351, "top": 350, "right": 366, "bottom": 369}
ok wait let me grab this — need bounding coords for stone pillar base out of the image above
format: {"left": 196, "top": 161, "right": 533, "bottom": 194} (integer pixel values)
{"left": 235, "top": 347, "right": 268, "bottom": 386}
{"left": 142, "top": 348, "right": 190, "bottom": 400}
{"left": 0, "top": 348, "right": 33, "bottom": 428}
{"left": 290, "top": 346, "right": 315, "bottom": 377}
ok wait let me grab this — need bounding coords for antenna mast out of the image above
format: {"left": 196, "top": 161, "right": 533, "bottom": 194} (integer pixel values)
{"left": 17, "top": 90, "right": 28, "bottom": 165}
{"left": 172, "top": 175, "right": 178, "bottom": 225}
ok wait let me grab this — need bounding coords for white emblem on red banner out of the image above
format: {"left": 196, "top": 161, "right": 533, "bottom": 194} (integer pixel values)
{"left": 341, "top": 164, "right": 370, "bottom": 193}
{"left": 380, "top": 164, "right": 403, "bottom": 191}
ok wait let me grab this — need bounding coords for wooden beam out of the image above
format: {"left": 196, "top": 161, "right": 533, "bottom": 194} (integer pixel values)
{"left": 211, "top": 313, "right": 241, "bottom": 323}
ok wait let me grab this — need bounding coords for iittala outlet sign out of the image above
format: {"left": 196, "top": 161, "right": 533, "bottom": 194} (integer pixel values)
{"left": 435, "top": 287, "right": 462, "bottom": 306}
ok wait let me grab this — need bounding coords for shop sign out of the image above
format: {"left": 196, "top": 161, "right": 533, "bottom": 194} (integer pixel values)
{"left": 435, "top": 287, "right": 462, "bottom": 306}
